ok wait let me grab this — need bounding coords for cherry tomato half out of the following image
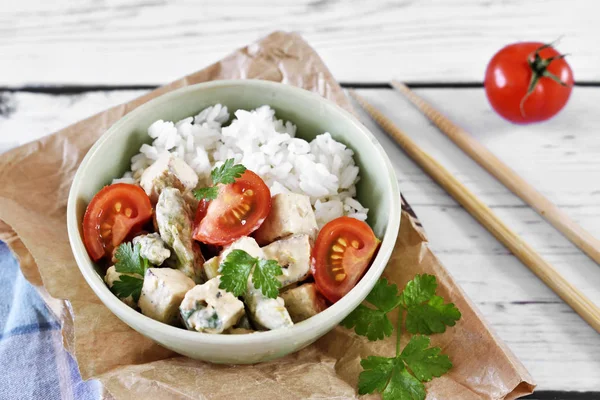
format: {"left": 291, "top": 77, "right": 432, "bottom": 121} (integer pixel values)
{"left": 192, "top": 170, "right": 271, "bottom": 246}
{"left": 312, "top": 216, "right": 380, "bottom": 303}
{"left": 484, "top": 42, "right": 574, "bottom": 124}
{"left": 83, "top": 183, "right": 153, "bottom": 261}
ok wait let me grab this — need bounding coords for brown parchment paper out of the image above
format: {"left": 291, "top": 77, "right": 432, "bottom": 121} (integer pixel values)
{"left": 0, "top": 31, "right": 535, "bottom": 399}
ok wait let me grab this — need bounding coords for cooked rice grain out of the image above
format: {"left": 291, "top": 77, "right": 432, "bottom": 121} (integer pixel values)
{"left": 117, "top": 104, "right": 368, "bottom": 227}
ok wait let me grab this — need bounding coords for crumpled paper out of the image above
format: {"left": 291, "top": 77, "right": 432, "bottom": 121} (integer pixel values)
{"left": 0, "top": 31, "right": 535, "bottom": 399}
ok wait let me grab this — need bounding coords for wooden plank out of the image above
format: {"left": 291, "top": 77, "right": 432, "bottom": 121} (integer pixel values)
{"left": 1, "top": 87, "right": 599, "bottom": 390}
{"left": 355, "top": 87, "right": 600, "bottom": 391}
{"left": 0, "top": 90, "right": 143, "bottom": 153}
{"left": 1, "top": 0, "right": 598, "bottom": 85}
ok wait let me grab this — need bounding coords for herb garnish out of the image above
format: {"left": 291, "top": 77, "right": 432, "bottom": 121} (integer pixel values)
{"left": 193, "top": 158, "right": 246, "bottom": 200}
{"left": 218, "top": 249, "right": 283, "bottom": 299}
{"left": 111, "top": 242, "right": 150, "bottom": 303}
{"left": 342, "top": 275, "right": 461, "bottom": 400}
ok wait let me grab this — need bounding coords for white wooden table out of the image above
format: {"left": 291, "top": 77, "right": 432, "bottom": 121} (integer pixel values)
{"left": 2, "top": 1, "right": 599, "bottom": 398}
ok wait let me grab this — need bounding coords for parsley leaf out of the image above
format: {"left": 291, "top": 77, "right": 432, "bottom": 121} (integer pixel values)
{"left": 111, "top": 275, "right": 144, "bottom": 303}
{"left": 342, "top": 274, "right": 461, "bottom": 400}
{"left": 114, "top": 242, "right": 150, "bottom": 275}
{"left": 218, "top": 249, "right": 283, "bottom": 299}
{"left": 193, "top": 158, "right": 246, "bottom": 201}
{"left": 359, "top": 355, "right": 425, "bottom": 400}
{"left": 405, "top": 295, "right": 461, "bottom": 334}
{"left": 111, "top": 242, "right": 150, "bottom": 302}
{"left": 385, "top": 365, "right": 426, "bottom": 400}
{"left": 367, "top": 277, "right": 402, "bottom": 310}
{"left": 341, "top": 304, "right": 392, "bottom": 341}
{"left": 211, "top": 158, "right": 246, "bottom": 185}
{"left": 399, "top": 274, "right": 437, "bottom": 307}
{"left": 358, "top": 356, "right": 397, "bottom": 394}
{"left": 192, "top": 186, "right": 219, "bottom": 201}
{"left": 218, "top": 250, "right": 256, "bottom": 297}
{"left": 341, "top": 278, "right": 400, "bottom": 340}
{"left": 397, "top": 274, "right": 460, "bottom": 334}
{"left": 358, "top": 336, "right": 450, "bottom": 399}
{"left": 252, "top": 259, "right": 283, "bottom": 299}
{"left": 400, "top": 335, "right": 452, "bottom": 382}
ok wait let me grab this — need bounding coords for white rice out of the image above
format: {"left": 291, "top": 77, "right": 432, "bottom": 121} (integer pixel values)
{"left": 116, "top": 104, "right": 368, "bottom": 227}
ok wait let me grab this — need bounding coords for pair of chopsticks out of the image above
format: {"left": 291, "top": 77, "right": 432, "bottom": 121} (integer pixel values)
{"left": 349, "top": 83, "right": 600, "bottom": 333}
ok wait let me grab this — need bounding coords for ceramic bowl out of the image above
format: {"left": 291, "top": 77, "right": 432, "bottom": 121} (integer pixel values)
{"left": 67, "top": 80, "right": 401, "bottom": 364}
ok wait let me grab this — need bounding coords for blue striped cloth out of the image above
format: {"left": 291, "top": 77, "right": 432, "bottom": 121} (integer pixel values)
{"left": 0, "top": 241, "right": 100, "bottom": 400}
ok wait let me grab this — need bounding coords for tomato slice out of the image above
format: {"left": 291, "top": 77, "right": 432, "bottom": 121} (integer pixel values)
{"left": 192, "top": 170, "right": 271, "bottom": 246}
{"left": 83, "top": 183, "right": 153, "bottom": 261}
{"left": 312, "top": 216, "right": 380, "bottom": 303}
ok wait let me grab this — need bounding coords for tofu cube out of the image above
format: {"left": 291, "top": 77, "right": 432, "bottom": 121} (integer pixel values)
{"left": 132, "top": 233, "right": 171, "bottom": 266}
{"left": 140, "top": 153, "right": 199, "bottom": 203}
{"left": 280, "top": 283, "right": 327, "bottom": 323}
{"left": 104, "top": 266, "right": 142, "bottom": 308}
{"left": 245, "top": 289, "right": 293, "bottom": 330}
{"left": 220, "top": 236, "right": 265, "bottom": 260}
{"left": 254, "top": 193, "right": 318, "bottom": 245}
{"left": 179, "top": 277, "right": 245, "bottom": 334}
{"left": 139, "top": 268, "right": 195, "bottom": 325}
{"left": 262, "top": 234, "right": 311, "bottom": 288}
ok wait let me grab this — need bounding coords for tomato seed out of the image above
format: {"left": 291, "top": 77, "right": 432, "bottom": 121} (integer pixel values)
{"left": 332, "top": 245, "right": 344, "bottom": 252}
{"left": 335, "top": 273, "right": 347, "bottom": 282}
{"left": 114, "top": 202, "right": 122, "bottom": 212}
{"left": 351, "top": 240, "right": 360, "bottom": 249}
{"left": 338, "top": 238, "right": 347, "bottom": 246}
{"left": 125, "top": 208, "right": 132, "bottom": 217}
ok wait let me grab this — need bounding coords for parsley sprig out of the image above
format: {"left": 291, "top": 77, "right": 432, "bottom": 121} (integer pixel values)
{"left": 111, "top": 242, "right": 150, "bottom": 303}
{"left": 193, "top": 158, "right": 246, "bottom": 200}
{"left": 342, "top": 275, "right": 461, "bottom": 400}
{"left": 218, "top": 249, "right": 283, "bottom": 299}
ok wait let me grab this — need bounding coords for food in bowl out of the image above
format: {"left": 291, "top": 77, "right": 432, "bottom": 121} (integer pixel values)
{"left": 81, "top": 104, "right": 381, "bottom": 334}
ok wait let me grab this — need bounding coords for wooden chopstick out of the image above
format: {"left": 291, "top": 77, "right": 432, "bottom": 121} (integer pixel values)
{"left": 390, "top": 80, "right": 600, "bottom": 266}
{"left": 349, "top": 90, "right": 600, "bottom": 333}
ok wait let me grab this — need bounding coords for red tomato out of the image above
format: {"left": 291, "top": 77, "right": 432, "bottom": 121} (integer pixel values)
{"left": 312, "top": 216, "right": 380, "bottom": 303}
{"left": 484, "top": 42, "right": 573, "bottom": 124}
{"left": 192, "top": 170, "right": 271, "bottom": 246}
{"left": 83, "top": 183, "right": 153, "bottom": 261}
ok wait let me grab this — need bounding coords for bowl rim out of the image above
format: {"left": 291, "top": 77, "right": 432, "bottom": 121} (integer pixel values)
{"left": 67, "top": 79, "right": 401, "bottom": 346}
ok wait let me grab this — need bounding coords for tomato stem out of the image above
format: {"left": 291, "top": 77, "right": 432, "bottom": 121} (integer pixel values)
{"left": 519, "top": 42, "right": 572, "bottom": 117}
